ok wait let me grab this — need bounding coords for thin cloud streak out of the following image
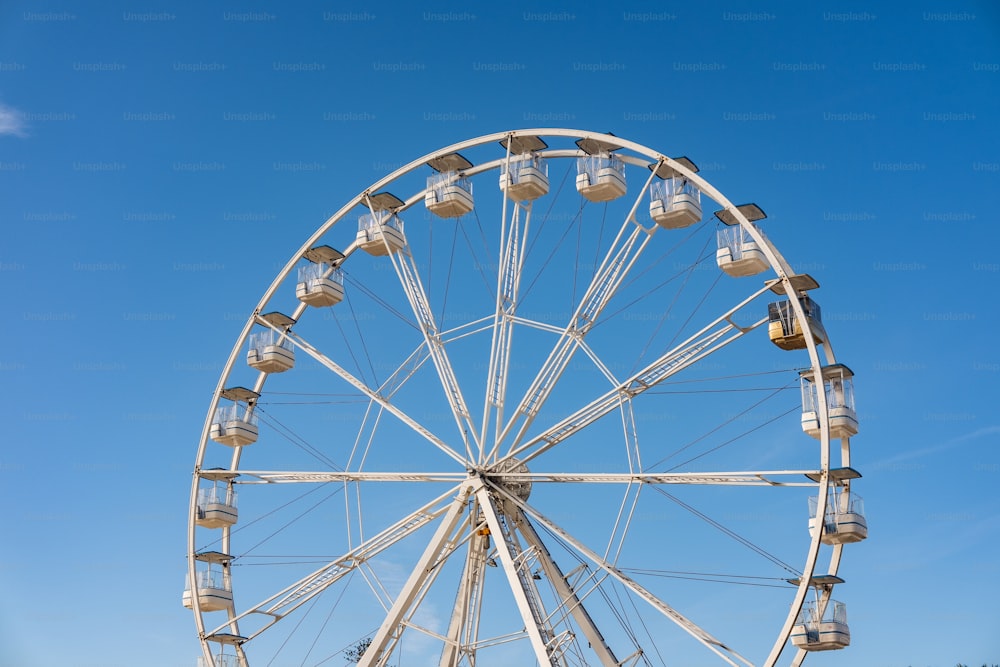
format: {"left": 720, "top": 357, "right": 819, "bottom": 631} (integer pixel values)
{"left": 0, "top": 102, "right": 28, "bottom": 137}
{"left": 872, "top": 425, "right": 1000, "bottom": 467}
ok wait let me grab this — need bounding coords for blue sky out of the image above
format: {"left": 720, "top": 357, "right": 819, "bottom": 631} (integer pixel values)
{"left": 1, "top": 1, "right": 998, "bottom": 666}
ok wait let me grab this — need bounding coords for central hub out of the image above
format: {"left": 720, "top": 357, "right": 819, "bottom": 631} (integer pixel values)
{"left": 492, "top": 457, "right": 532, "bottom": 503}
{"left": 481, "top": 457, "right": 532, "bottom": 519}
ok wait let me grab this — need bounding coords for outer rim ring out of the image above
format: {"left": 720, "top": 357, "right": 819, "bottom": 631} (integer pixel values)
{"left": 186, "top": 128, "right": 850, "bottom": 667}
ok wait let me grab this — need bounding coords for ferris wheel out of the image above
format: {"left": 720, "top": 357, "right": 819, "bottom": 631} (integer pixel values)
{"left": 185, "top": 129, "right": 867, "bottom": 667}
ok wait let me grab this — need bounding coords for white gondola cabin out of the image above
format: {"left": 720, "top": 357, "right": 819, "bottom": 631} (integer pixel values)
{"left": 209, "top": 387, "right": 259, "bottom": 447}
{"left": 209, "top": 403, "right": 258, "bottom": 447}
{"left": 357, "top": 210, "right": 405, "bottom": 256}
{"left": 576, "top": 153, "right": 626, "bottom": 202}
{"left": 715, "top": 204, "right": 769, "bottom": 276}
{"left": 500, "top": 153, "right": 549, "bottom": 201}
{"left": 247, "top": 328, "right": 294, "bottom": 373}
{"left": 182, "top": 552, "right": 233, "bottom": 612}
{"left": 716, "top": 225, "right": 768, "bottom": 276}
{"left": 426, "top": 170, "right": 474, "bottom": 218}
{"left": 791, "top": 600, "right": 850, "bottom": 651}
{"left": 199, "top": 655, "right": 239, "bottom": 667}
{"left": 196, "top": 473, "right": 239, "bottom": 529}
{"left": 649, "top": 177, "right": 702, "bottom": 228}
{"left": 809, "top": 488, "right": 867, "bottom": 544}
{"left": 800, "top": 364, "right": 858, "bottom": 439}
{"left": 767, "top": 295, "right": 822, "bottom": 350}
{"left": 296, "top": 261, "right": 344, "bottom": 307}
{"left": 296, "top": 245, "right": 346, "bottom": 307}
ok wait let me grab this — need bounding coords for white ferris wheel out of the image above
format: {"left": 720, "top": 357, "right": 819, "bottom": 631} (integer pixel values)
{"left": 185, "top": 129, "right": 867, "bottom": 667}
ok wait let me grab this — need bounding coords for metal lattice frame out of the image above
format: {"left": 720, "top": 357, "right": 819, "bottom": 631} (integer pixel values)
{"left": 187, "top": 129, "right": 857, "bottom": 667}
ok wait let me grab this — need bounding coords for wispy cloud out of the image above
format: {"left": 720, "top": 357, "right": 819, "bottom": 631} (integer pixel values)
{"left": 0, "top": 102, "right": 28, "bottom": 137}
{"left": 872, "top": 424, "right": 1000, "bottom": 467}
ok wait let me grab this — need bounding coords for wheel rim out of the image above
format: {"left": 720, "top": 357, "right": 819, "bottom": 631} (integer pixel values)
{"left": 186, "top": 129, "right": 856, "bottom": 667}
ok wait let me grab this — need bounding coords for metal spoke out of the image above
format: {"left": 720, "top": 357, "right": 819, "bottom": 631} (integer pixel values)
{"left": 474, "top": 485, "right": 563, "bottom": 666}
{"left": 204, "top": 484, "right": 464, "bottom": 641}
{"left": 438, "top": 525, "right": 491, "bottom": 667}
{"left": 478, "top": 471, "right": 817, "bottom": 486}
{"left": 507, "top": 490, "right": 755, "bottom": 667}
{"left": 265, "top": 323, "right": 468, "bottom": 467}
{"left": 233, "top": 470, "right": 819, "bottom": 486}
{"left": 235, "top": 471, "right": 469, "bottom": 484}
{"left": 358, "top": 484, "right": 474, "bottom": 667}
{"left": 375, "top": 341, "right": 432, "bottom": 400}
{"left": 386, "top": 224, "right": 480, "bottom": 463}
{"left": 514, "top": 508, "right": 620, "bottom": 667}
{"left": 498, "top": 166, "right": 661, "bottom": 453}
{"left": 481, "top": 188, "right": 535, "bottom": 460}
{"left": 500, "top": 287, "right": 772, "bottom": 468}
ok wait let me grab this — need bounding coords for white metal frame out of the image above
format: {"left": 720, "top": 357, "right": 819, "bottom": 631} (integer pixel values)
{"left": 187, "top": 129, "right": 858, "bottom": 667}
